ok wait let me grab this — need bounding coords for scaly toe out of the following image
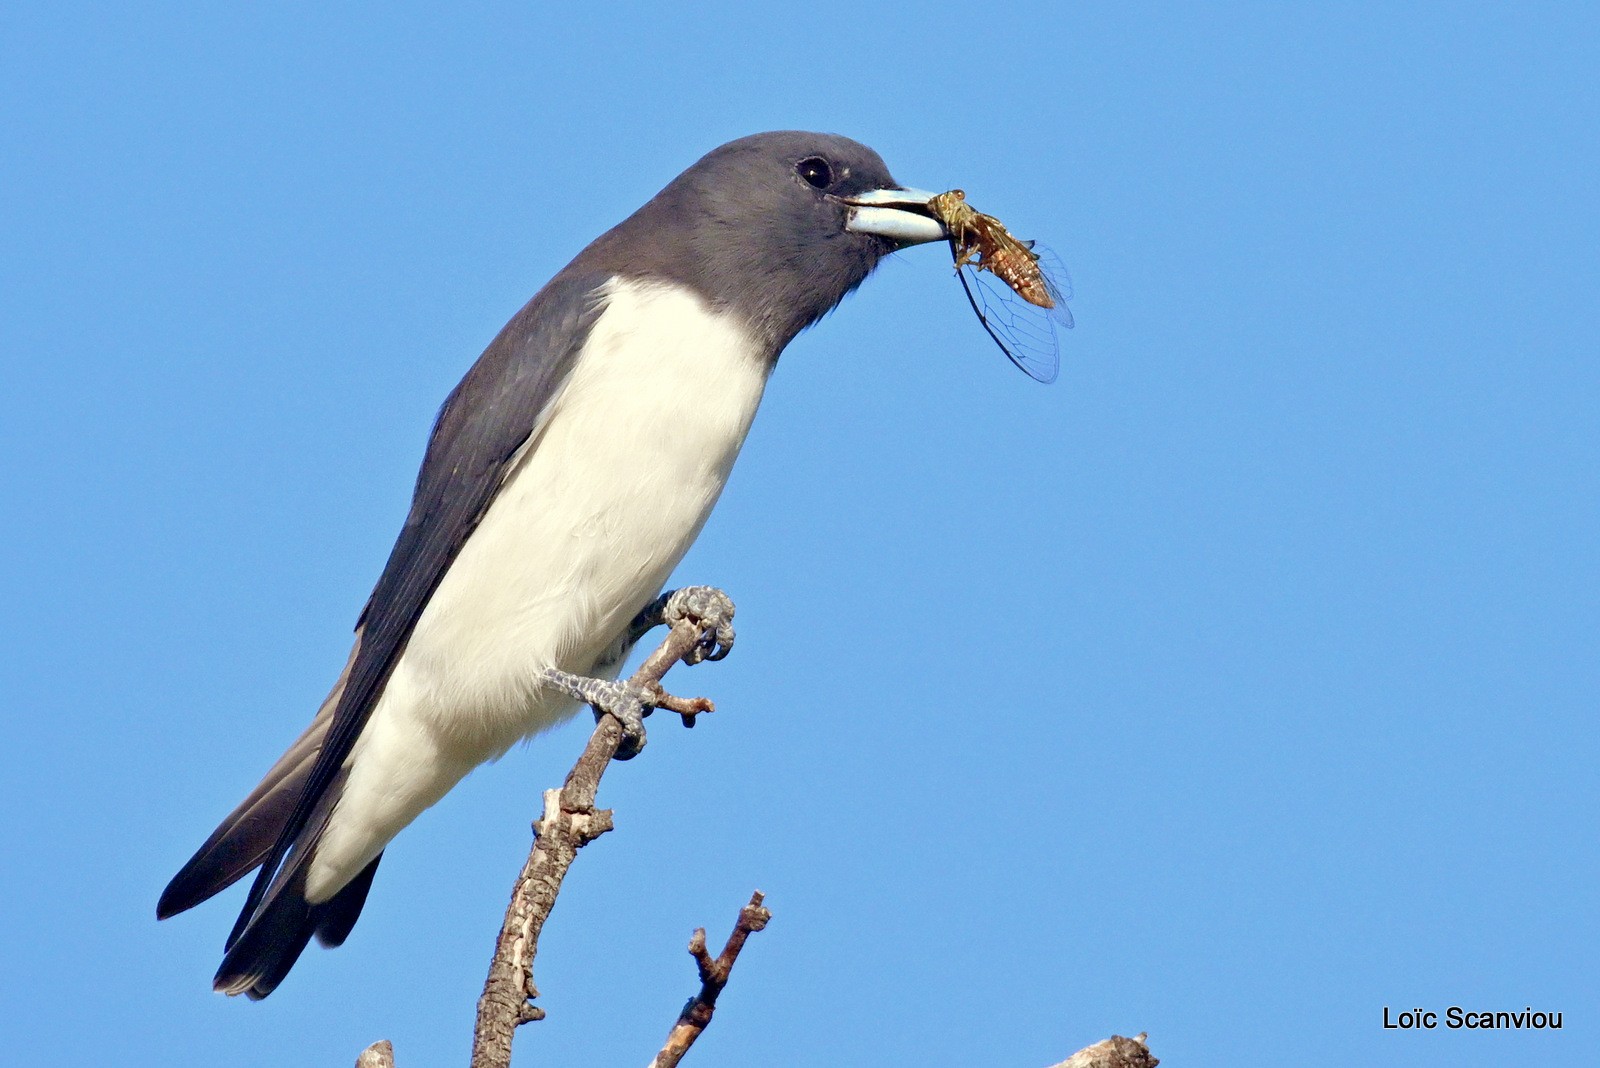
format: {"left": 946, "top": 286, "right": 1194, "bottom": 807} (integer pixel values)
{"left": 541, "top": 669, "right": 651, "bottom": 758}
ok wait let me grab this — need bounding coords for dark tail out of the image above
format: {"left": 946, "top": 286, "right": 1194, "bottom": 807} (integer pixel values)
{"left": 211, "top": 849, "right": 382, "bottom": 999}
{"left": 159, "top": 644, "right": 380, "bottom": 998}
{"left": 157, "top": 710, "right": 327, "bottom": 920}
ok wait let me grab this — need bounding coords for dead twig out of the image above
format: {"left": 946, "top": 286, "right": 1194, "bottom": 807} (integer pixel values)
{"left": 353, "top": 1039, "right": 394, "bottom": 1068}
{"left": 650, "top": 891, "right": 773, "bottom": 1068}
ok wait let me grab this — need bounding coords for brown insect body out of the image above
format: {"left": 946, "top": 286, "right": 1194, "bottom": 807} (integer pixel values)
{"left": 927, "top": 189, "right": 1055, "bottom": 310}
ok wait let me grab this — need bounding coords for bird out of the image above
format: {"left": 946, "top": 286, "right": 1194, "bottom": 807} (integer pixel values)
{"left": 156, "top": 131, "right": 948, "bottom": 998}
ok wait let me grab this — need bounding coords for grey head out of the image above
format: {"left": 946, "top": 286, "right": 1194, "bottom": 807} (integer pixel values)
{"left": 567, "top": 131, "right": 945, "bottom": 353}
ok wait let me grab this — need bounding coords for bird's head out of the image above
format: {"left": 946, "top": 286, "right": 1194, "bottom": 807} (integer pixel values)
{"left": 576, "top": 131, "right": 945, "bottom": 350}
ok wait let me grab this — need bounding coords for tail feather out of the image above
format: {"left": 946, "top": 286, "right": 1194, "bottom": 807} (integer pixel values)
{"left": 214, "top": 766, "right": 357, "bottom": 998}
{"left": 212, "top": 861, "right": 321, "bottom": 999}
{"left": 213, "top": 851, "right": 382, "bottom": 1000}
{"left": 315, "top": 852, "right": 382, "bottom": 948}
{"left": 161, "top": 641, "right": 385, "bottom": 999}
{"left": 157, "top": 644, "right": 356, "bottom": 922}
{"left": 157, "top": 715, "right": 327, "bottom": 920}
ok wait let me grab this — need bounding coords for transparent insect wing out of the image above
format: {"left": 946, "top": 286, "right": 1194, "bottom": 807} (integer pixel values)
{"left": 1030, "top": 245, "right": 1076, "bottom": 329}
{"left": 954, "top": 243, "right": 1075, "bottom": 384}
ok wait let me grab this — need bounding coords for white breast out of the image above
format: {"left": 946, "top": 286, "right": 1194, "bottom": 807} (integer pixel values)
{"left": 307, "top": 277, "right": 769, "bottom": 900}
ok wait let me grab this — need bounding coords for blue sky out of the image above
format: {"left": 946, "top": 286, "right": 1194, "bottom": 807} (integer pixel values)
{"left": 2, "top": 3, "right": 1595, "bottom": 1065}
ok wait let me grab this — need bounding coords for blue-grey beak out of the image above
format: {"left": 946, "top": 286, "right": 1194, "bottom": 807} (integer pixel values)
{"left": 837, "top": 187, "right": 947, "bottom": 246}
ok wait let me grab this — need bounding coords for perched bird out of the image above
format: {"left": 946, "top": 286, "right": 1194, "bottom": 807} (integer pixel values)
{"left": 156, "top": 131, "right": 948, "bottom": 998}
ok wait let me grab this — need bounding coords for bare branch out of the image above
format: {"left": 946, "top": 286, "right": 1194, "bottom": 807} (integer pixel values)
{"left": 1046, "top": 1033, "right": 1159, "bottom": 1068}
{"left": 650, "top": 891, "right": 773, "bottom": 1068}
{"left": 469, "top": 613, "right": 723, "bottom": 1068}
{"left": 350, "top": 583, "right": 1152, "bottom": 1068}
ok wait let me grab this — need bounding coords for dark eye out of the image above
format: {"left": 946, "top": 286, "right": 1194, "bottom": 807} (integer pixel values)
{"left": 796, "top": 156, "right": 833, "bottom": 189}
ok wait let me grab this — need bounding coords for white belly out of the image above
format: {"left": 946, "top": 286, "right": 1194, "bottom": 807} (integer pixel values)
{"left": 307, "top": 278, "right": 768, "bottom": 900}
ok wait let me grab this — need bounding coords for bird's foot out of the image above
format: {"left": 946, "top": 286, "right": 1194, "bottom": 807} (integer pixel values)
{"left": 568, "top": 587, "right": 731, "bottom": 759}
{"left": 541, "top": 670, "right": 657, "bottom": 760}
{"left": 630, "top": 585, "right": 736, "bottom": 664}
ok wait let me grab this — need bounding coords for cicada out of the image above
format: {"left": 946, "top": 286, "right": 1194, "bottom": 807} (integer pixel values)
{"left": 927, "top": 189, "right": 1074, "bottom": 384}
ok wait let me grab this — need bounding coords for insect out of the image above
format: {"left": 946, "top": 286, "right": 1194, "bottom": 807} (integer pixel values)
{"left": 927, "top": 189, "right": 1074, "bottom": 384}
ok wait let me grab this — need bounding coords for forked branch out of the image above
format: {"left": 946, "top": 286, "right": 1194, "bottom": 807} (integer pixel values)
{"left": 650, "top": 890, "right": 773, "bottom": 1068}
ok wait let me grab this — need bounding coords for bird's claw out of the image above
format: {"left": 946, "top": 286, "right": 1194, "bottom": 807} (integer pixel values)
{"left": 663, "top": 585, "right": 736, "bottom": 664}
{"left": 603, "top": 681, "right": 653, "bottom": 760}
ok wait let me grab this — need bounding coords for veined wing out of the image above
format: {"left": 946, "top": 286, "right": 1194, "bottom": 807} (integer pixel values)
{"left": 954, "top": 242, "right": 1074, "bottom": 384}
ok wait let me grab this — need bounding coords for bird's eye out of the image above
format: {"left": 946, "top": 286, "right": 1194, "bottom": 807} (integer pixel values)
{"left": 796, "top": 156, "right": 833, "bottom": 189}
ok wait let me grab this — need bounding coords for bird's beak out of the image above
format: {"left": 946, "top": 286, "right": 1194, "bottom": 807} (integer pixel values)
{"left": 836, "top": 187, "right": 947, "bottom": 247}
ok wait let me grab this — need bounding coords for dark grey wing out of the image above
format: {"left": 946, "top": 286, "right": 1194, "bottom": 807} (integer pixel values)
{"left": 211, "top": 270, "right": 610, "bottom": 982}
{"left": 155, "top": 642, "right": 352, "bottom": 920}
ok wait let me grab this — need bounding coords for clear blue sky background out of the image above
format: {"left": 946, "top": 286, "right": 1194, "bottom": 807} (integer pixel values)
{"left": 2, "top": 3, "right": 1594, "bottom": 1065}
